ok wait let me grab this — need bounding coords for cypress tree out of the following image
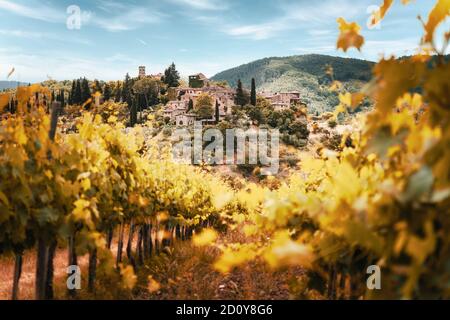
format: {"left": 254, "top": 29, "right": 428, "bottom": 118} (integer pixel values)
{"left": 94, "top": 80, "right": 102, "bottom": 94}
{"left": 188, "top": 98, "right": 194, "bottom": 112}
{"left": 215, "top": 100, "right": 220, "bottom": 124}
{"left": 115, "top": 82, "right": 122, "bottom": 102}
{"left": 130, "top": 97, "right": 138, "bottom": 127}
{"left": 250, "top": 78, "right": 257, "bottom": 106}
{"left": 235, "top": 79, "right": 248, "bottom": 107}
{"left": 60, "top": 89, "right": 66, "bottom": 110}
{"left": 75, "top": 79, "right": 82, "bottom": 105}
{"left": 104, "top": 83, "right": 112, "bottom": 101}
{"left": 81, "top": 78, "right": 91, "bottom": 108}
{"left": 82, "top": 78, "right": 91, "bottom": 101}
{"left": 70, "top": 80, "right": 76, "bottom": 104}
{"left": 122, "top": 73, "right": 133, "bottom": 107}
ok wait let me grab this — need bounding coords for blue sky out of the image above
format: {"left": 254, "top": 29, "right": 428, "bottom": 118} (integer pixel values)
{"left": 0, "top": 0, "right": 448, "bottom": 82}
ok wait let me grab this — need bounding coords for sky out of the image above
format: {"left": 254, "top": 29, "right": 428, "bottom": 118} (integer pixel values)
{"left": 0, "top": 0, "right": 448, "bottom": 82}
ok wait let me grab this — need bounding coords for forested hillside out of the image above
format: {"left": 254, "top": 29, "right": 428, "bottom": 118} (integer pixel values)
{"left": 212, "top": 54, "right": 374, "bottom": 114}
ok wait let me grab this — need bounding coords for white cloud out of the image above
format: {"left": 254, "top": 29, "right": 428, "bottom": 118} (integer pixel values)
{"left": 0, "top": 0, "right": 62, "bottom": 22}
{"left": 105, "top": 54, "right": 138, "bottom": 64}
{"left": 224, "top": 0, "right": 366, "bottom": 40}
{"left": 168, "top": 0, "right": 228, "bottom": 11}
{"left": 137, "top": 39, "right": 148, "bottom": 46}
{"left": 292, "top": 45, "right": 336, "bottom": 54}
{"left": 0, "top": 0, "right": 164, "bottom": 32}
{"left": 227, "top": 22, "right": 286, "bottom": 40}
{"left": 291, "top": 37, "right": 422, "bottom": 61}
{"left": 308, "top": 29, "right": 334, "bottom": 36}
{"left": 0, "top": 29, "right": 91, "bottom": 45}
{"left": 96, "top": 0, "right": 128, "bottom": 13}
{"left": 0, "top": 48, "right": 140, "bottom": 82}
{"left": 362, "top": 38, "right": 420, "bottom": 60}
{"left": 91, "top": 6, "right": 165, "bottom": 32}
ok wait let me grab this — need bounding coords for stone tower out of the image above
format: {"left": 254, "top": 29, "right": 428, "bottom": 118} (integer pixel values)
{"left": 139, "top": 66, "right": 146, "bottom": 78}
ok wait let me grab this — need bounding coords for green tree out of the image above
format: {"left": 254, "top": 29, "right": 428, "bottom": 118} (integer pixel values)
{"left": 133, "top": 78, "right": 161, "bottom": 108}
{"left": 188, "top": 98, "right": 194, "bottom": 112}
{"left": 114, "top": 81, "right": 122, "bottom": 102}
{"left": 122, "top": 73, "right": 133, "bottom": 107}
{"left": 130, "top": 97, "right": 138, "bottom": 127}
{"left": 248, "top": 105, "right": 266, "bottom": 124}
{"left": 93, "top": 80, "right": 102, "bottom": 94}
{"left": 74, "top": 79, "right": 82, "bottom": 105}
{"left": 69, "top": 80, "right": 76, "bottom": 105}
{"left": 81, "top": 78, "right": 91, "bottom": 106}
{"left": 103, "top": 83, "right": 112, "bottom": 101}
{"left": 250, "top": 78, "right": 257, "bottom": 106}
{"left": 289, "top": 120, "right": 310, "bottom": 139}
{"left": 257, "top": 96, "right": 272, "bottom": 109}
{"left": 195, "top": 93, "right": 214, "bottom": 119}
{"left": 267, "top": 110, "right": 295, "bottom": 131}
{"left": 162, "top": 63, "right": 180, "bottom": 88}
{"left": 235, "top": 79, "right": 249, "bottom": 107}
{"left": 215, "top": 100, "right": 220, "bottom": 124}
{"left": 59, "top": 89, "right": 66, "bottom": 110}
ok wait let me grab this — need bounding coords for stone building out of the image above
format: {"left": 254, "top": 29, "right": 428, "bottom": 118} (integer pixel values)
{"left": 188, "top": 73, "right": 210, "bottom": 88}
{"left": 260, "top": 91, "right": 302, "bottom": 110}
{"left": 162, "top": 73, "right": 239, "bottom": 126}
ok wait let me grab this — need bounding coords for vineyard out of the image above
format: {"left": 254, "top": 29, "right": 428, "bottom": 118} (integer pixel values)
{"left": 0, "top": 0, "right": 449, "bottom": 300}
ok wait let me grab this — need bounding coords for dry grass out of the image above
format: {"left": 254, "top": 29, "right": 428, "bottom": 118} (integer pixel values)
{"left": 135, "top": 228, "right": 305, "bottom": 300}
{"left": 0, "top": 246, "right": 89, "bottom": 300}
{"left": 0, "top": 227, "right": 305, "bottom": 300}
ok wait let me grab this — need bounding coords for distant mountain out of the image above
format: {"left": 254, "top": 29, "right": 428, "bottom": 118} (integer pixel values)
{"left": 211, "top": 54, "right": 375, "bottom": 114}
{"left": 0, "top": 81, "right": 29, "bottom": 91}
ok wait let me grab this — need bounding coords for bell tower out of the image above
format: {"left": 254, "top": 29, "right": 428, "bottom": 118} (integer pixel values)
{"left": 139, "top": 66, "right": 146, "bottom": 78}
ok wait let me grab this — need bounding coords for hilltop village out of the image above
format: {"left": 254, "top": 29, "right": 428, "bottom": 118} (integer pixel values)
{"left": 137, "top": 66, "right": 305, "bottom": 126}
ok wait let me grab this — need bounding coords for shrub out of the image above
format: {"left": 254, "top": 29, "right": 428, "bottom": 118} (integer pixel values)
{"left": 328, "top": 119, "right": 337, "bottom": 128}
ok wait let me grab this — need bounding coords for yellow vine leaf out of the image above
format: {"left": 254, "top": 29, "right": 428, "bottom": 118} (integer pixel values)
{"left": 214, "top": 245, "right": 258, "bottom": 274}
{"left": 264, "top": 231, "right": 314, "bottom": 269}
{"left": 338, "top": 92, "right": 365, "bottom": 111}
{"left": 374, "top": 58, "right": 426, "bottom": 113}
{"left": 329, "top": 81, "right": 343, "bottom": 92}
{"left": 107, "top": 115, "right": 118, "bottom": 124}
{"left": 72, "top": 199, "right": 95, "bottom": 229}
{"left": 0, "top": 93, "right": 10, "bottom": 112}
{"left": 371, "top": 0, "right": 394, "bottom": 26}
{"left": 336, "top": 18, "right": 365, "bottom": 52}
{"left": 15, "top": 124, "right": 28, "bottom": 145}
{"left": 423, "top": 0, "right": 450, "bottom": 43}
{"left": 147, "top": 276, "right": 161, "bottom": 293}
{"left": 81, "top": 178, "right": 91, "bottom": 191}
{"left": 193, "top": 228, "right": 218, "bottom": 247}
{"left": 120, "top": 264, "right": 137, "bottom": 290}
{"left": 0, "top": 191, "right": 9, "bottom": 206}
{"left": 81, "top": 98, "right": 92, "bottom": 109}
{"left": 405, "top": 221, "right": 436, "bottom": 265}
